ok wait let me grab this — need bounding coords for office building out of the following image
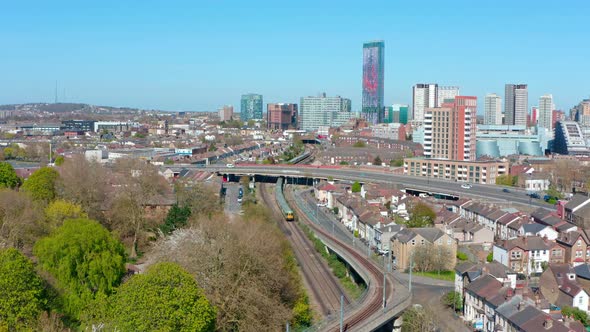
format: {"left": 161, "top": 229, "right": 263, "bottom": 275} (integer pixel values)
{"left": 412, "top": 83, "right": 438, "bottom": 123}
{"left": 397, "top": 105, "right": 409, "bottom": 125}
{"left": 574, "top": 99, "right": 590, "bottom": 126}
{"left": 504, "top": 84, "right": 528, "bottom": 126}
{"left": 362, "top": 41, "right": 385, "bottom": 124}
{"left": 423, "top": 96, "right": 477, "bottom": 161}
{"left": 553, "top": 121, "right": 590, "bottom": 156}
{"left": 538, "top": 94, "right": 554, "bottom": 131}
{"left": 299, "top": 93, "right": 353, "bottom": 131}
{"left": 404, "top": 158, "right": 509, "bottom": 184}
{"left": 240, "top": 94, "right": 263, "bottom": 121}
{"left": 218, "top": 105, "right": 234, "bottom": 122}
{"left": 437, "top": 86, "right": 460, "bottom": 107}
{"left": 484, "top": 93, "right": 502, "bottom": 125}
{"left": 62, "top": 120, "right": 96, "bottom": 133}
{"left": 267, "top": 103, "right": 297, "bottom": 130}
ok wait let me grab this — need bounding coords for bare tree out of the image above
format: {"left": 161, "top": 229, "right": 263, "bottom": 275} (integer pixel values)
{"left": 0, "top": 189, "right": 44, "bottom": 251}
{"left": 146, "top": 211, "right": 298, "bottom": 332}
{"left": 56, "top": 154, "right": 109, "bottom": 221}
{"left": 412, "top": 244, "right": 453, "bottom": 272}
{"left": 108, "top": 158, "right": 170, "bottom": 258}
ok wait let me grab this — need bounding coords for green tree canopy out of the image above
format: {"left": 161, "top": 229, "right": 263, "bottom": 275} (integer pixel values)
{"left": 496, "top": 174, "right": 518, "bottom": 187}
{"left": 34, "top": 218, "right": 126, "bottom": 319}
{"left": 442, "top": 291, "right": 463, "bottom": 311}
{"left": 561, "top": 306, "right": 589, "bottom": 326}
{"left": 0, "top": 162, "right": 21, "bottom": 188}
{"left": 373, "top": 155, "right": 382, "bottom": 165}
{"left": 44, "top": 199, "right": 87, "bottom": 229}
{"left": 160, "top": 204, "right": 191, "bottom": 235}
{"left": 407, "top": 202, "right": 436, "bottom": 228}
{"left": 351, "top": 181, "right": 362, "bottom": 193}
{"left": 0, "top": 248, "right": 46, "bottom": 330}
{"left": 22, "top": 167, "right": 60, "bottom": 201}
{"left": 53, "top": 155, "right": 65, "bottom": 166}
{"left": 106, "top": 262, "right": 216, "bottom": 331}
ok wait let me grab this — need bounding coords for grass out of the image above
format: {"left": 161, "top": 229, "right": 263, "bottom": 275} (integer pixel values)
{"left": 299, "top": 222, "right": 366, "bottom": 299}
{"left": 413, "top": 270, "right": 455, "bottom": 282}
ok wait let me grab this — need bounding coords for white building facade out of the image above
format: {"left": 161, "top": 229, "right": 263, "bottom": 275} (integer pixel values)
{"left": 484, "top": 93, "right": 502, "bottom": 125}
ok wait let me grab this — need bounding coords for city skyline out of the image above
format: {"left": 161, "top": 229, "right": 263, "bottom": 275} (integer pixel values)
{"left": 1, "top": 1, "right": 589, "bottom": 113}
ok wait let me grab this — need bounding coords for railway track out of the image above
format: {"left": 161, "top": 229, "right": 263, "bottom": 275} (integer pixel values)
{"left": 259, "top": 183, "right": 349, "bottom": 317}
{"left": 284, "top": 188, "right": 391, "bottom": 332}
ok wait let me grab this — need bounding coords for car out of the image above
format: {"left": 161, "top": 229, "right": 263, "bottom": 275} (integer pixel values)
{"left": 502, "top": 188, "right": 510, "bottom": 193}
{"left": 461, "top": 184, "right": 472, "bottom": 189}
{"left": 226, "top": 163, "right": 234, "bottom": 168}
{"left": 528, "top": 192, "right": 540, "bottom": 199}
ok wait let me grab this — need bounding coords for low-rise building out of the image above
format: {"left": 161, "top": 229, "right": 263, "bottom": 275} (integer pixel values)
{"left": 403, "top": 157, "right": 509, "bottom": 184}
{"left": 539, "top": 263, "right": 589, "bottom": 313}
{"left": 391, "top": 227, "right": 457, "bottom": 271}
{"left": 493, "top": 236, "right": 552, "bottom": 275}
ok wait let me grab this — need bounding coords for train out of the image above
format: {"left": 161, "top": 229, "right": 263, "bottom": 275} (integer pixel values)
{"left": 275, "top": 178, "right": 295, "bottom": 221}
{"left": 288, "top": 151, "right": 312, "bottom": 164}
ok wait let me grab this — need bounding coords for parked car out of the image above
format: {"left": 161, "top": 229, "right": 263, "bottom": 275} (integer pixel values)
{"left": 226, "top": 163, "right": 234, "bottom": 168}
{"left": 528, "top": 192, "right": 540, "bottom": 199}
{"left": 502, "top": 188, "right": 510, "bottom": 193}
{"left": 461, "top": 184, "right": 472, "bottom": 189}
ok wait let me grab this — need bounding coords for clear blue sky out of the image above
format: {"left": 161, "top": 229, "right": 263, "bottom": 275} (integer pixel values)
{"left": 1, "top": 0, "right": 589, "bottom": 114}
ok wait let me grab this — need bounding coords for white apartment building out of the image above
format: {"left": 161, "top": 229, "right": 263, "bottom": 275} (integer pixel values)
{"left": 412, "top": 83, "right": 437, "bottom": 123}
{"left": 538, "top": 94, "right": 554, "bottom": 131}
{"left": 300, "top": 93, "right": 352, "bottom": 131}
{"left": 484, "top": 93, "right": 502, "bottom": 125}
{"left": 437, "top": 86, "right": 460, "bottom": 107}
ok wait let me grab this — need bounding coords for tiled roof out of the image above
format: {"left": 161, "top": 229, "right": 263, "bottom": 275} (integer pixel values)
{"left": 573, "top": 263, "right": 590, "bottom": 280}
{"left": 565, "top": 194, "right": 590, "bottom": 211}
{"left": 465, "top": 274, "right": 503, "bottom": 299}
{"left": 521, "top": 223, "right": 546, "bottom": 234}
{"left": 412, "top": 228, "right": 445, "bottom": 243}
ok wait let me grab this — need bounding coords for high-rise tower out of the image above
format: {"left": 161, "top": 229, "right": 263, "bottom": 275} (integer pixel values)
{"left": 412, "top": 83, "right": 438, "bottom": 123}
{"left": 538, "top": 94, "right": 554, "bottom": 131}
{"left": 504, "top": 84, "right": 528, "bottom": 126}
{"left": 240, "top": 94, "right": 263, "bottom": 121}
{"left": 362, "top": 41, "right": 384, "bottom": 125}
{"left": 484, "top": 93, "right": 502, "bottom": 125}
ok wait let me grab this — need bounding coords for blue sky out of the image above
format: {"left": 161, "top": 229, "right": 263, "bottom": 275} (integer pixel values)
{"left": 1, "top": 0, "right": 588, "bottom": 114}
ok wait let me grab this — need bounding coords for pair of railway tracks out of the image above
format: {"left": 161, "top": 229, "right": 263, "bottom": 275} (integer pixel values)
{"left": 259, "top": 183, "right": 350, "bottom": 317}
{"left": 283, "top": 188, "right": 391, "bottom": 332}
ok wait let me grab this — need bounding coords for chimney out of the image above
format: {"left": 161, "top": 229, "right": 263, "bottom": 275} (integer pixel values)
{"left": 543, "top": 316, "right": 553, "bottom": 329}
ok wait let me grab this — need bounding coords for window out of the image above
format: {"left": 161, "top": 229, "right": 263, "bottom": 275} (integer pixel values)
{"left": 580, "top": 297, "right": 584, "bottom": 305}
{"left": 511, "top": 251, "right": 522, "bottom": 259}
{"left": 578, "top": 240, "right": 582, "bottom": 247}
{"left": 447, "top": 238, "right": 452, "bottom": 245}
{"left": 411, "top": 240, "right": 415, "bottom": 246}
{"left": 576, "top": 251, "right": 583, "bottom": 258}
{"left": 421, "top": 239, "right": 425, "bottom": 245}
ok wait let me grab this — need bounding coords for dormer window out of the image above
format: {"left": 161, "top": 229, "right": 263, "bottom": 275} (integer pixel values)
{"left": 578, "top": 240, "right": 582, "bottom": 247}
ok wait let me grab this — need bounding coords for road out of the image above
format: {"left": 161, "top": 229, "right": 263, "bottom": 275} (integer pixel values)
{"left": 222, "top": 183, "right": 243, "bottom": 216}
{"left": 193, "top": 165, "right": 549, "bottom": 209}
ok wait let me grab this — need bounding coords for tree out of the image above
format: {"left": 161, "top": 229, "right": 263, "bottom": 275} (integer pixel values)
{"left": 351, "top": 181, "right": 362, "bottom": 193}
{"left": 0, "top": 248, "right": 46, "bottom": 330}
{"left": 412, "top": 244, "right": 454, "bottom": 272}
{"left": 0, "top": 189, "right": 44, "bottom": 249}
{"left": 53, "top": 155, "right": 65, "bottom": 166}
{"left": 146, "top": 212, "right": 301, "bottom": 331}
{"left": 0, "top": 162, "right": 21, "bottom": 188}
{"left": 160, "top": 204, "right": 191, "bottom": 235}
{"left": 21, "top": 167, "right": 60, "bottom": 201}
{"left": 486, "top": 252, "right": 494, "bottom": 262}
{"left": 373, "top": 155, "right": 382, "bottom": 166}
{"left": 108, "top": 158, "right": 170, "bottom": 258}
{"left": 56, "top": 155, "right": 109, "bottom": 220}
{"left": 34, "top": 218, "right": 126, "bottom": 319}
{"left": 561, "top": 306, "right": 589, "bottom": 326}
{"left": 496, "top": 174, "right": 517, "bottom": 187}
{"left": 456, "top": 251, "right": 468, "bottom": 261}
{"left": 546, "top": 185, "right": 564, "bottom": 200}
{"left": 175, "top": 181, "right": 222, "bottom": 218}
{"left": 104, "top": 262, "right": 216, "bottom": 331}
{"left": 442, "top": 291, "right": 463, "bottom": 311}
{"left": 44, "top": 199, "right": 87, "bottom": 229}
{"left": 390, "top": 158, "right": 404, "bottom": 167}
{"left": 339, "top": 161, "right": 349, "bottom": 165}
{"left": 407, "top": 202, "right": 436, "bottom": 228}
{"left": 401, "top": 306, "right": 436, "bottom": 332}
{"left": 352, "top": 141, "right": 366, "bottom": 148}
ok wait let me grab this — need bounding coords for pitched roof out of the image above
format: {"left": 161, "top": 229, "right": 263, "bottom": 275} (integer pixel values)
{"left": 565, "top": 194, "right": 590, "bottom": 211}
{"left": 573, "top": 263, "right": 590, "bottom": 280}
{"left": 498, "top": 236, "right": 551, "bottom": 251}
{"left": 465, "top": 274, "right": 503, "bottom": 299}
{"left": 521, "top": 222, "right": 547, "bottom": 234}
{"left": 412, "top": 228, "right": 446, "bottom": 243}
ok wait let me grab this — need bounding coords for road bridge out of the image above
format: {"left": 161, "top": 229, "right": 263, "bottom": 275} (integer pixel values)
{"left": 181, "top": 164, "right": 549, "bottom": 209}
